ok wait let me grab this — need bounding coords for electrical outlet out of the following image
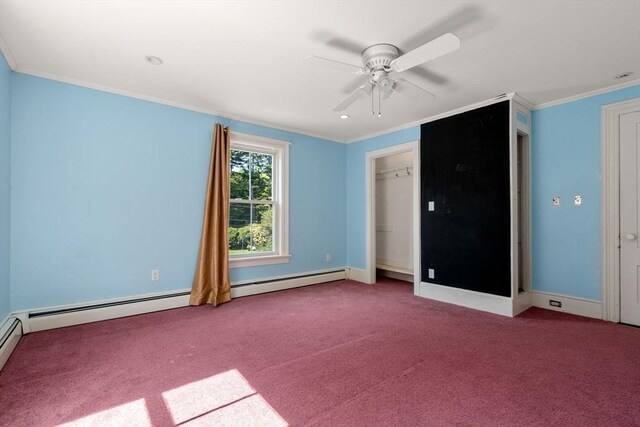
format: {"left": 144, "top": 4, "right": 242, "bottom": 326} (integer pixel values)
{"left": 151, "top": 269, "right": 159, "bottom": 281}
{"left": 552, "top": 196, "right": 560, "bottom": 207}
{"left": 325, "top": 253, "right": 331, "bottom": 262}
{"left": 574, "top": 195, "right": 582, "bottom": 206}
{"left": 549, "top": 300, "right": 562, "bottom": 308}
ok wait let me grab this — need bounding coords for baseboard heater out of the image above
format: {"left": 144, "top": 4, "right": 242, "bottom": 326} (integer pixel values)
{"left": 23, "top": 268, "right": 346, "bottom": 333}
{"left": 29, "top": 291, "right": 191, "bottom": 319}
{"left": 0, "top": 318, "right": 23, "bottom": 371}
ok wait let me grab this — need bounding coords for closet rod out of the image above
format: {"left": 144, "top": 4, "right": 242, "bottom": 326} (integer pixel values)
{"left": 376, "top": 166, "right": 413, "bottom": 176}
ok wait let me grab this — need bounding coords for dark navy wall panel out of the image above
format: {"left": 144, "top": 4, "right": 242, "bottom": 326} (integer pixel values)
{"left": 421, "top": 101, "right": 511, "bottom": 297}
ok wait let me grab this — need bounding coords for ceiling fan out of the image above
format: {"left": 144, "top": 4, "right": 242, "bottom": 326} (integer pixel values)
{"left": 306, "top": 33, "right": 460, "bottom": 116}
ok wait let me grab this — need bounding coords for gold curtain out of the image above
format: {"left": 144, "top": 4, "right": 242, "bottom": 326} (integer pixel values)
{"left": 190, "top": 124, "right": 232, "bottom": 306}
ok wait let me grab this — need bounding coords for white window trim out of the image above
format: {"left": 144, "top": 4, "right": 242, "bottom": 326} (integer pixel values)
{"left": 229, "top": 131, "right": 290, "bottom": 268}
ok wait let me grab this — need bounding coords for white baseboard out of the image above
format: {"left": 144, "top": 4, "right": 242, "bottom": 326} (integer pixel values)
{"left": 532, "top": 291, "right": 602, "bottom": 320}
{"left": 419, "top": 281, "right": 514, "bottom": 317}
{"left": 231, "top": 270, "right": 345, "bottom": 298}
{"left": 346, "top": 267, "right": 369, "bottom": 284}
{"left": 18, "top": 268, "right": 347, "bottom": 333}
{"left": 377, "top": 269, "right": 413, "bottom": 283}
{"left": 0, "top": 318, "right": 22, "bottom": 371}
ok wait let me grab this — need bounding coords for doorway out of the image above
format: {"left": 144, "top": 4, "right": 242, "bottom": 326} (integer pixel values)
{"left": 602, "top": 98, "right": 640, "bottom": 325}
{"left": 365, "top": 141, "right": 420, "bottom": 294}
{"left": 375, "top": 151, "right": 414, "bottom": 283}
{"left": 619, "top": 109, "right": 640, "bottom": 325}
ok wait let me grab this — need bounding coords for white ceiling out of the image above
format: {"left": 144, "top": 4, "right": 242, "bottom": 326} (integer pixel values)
{"left": 0, "top": 1, "right": 639, "bottom": 142}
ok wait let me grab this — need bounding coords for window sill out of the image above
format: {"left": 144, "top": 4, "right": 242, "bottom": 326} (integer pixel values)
{"left": 229, "top": 254, "right": 291, "bottom": 269}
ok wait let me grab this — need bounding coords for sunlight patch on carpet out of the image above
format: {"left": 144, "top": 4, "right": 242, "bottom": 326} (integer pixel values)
{"left": 162, "top": 369, "right": 287, "bottom": 426}
{"left": 58, "top": 399, "right": 151, "bottom": 427}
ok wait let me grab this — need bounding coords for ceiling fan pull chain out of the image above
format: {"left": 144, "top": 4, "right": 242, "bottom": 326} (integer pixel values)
{"left": 378, "top": 85, "right": 382, "bottom": 117}
{"left": 371, "top": 85, "right": 374, "bottom": 116}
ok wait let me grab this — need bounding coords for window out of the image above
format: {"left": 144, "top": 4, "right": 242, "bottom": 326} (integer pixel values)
{"left": 228, "top": 132, "right": 290, "bottom": 268}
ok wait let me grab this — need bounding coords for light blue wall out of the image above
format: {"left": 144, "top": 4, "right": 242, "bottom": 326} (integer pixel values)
{"left": 6, "top": 69, "right": 639, "bottom": 312}
{"left": 532, "top": 85, "right": 640, "bottom": 301}
{"left": 345, "top": 127, "right": 419, "bottom": 269}
{"left": 10, "top": 73, "right": 346, "bottom": 311}
{"left": 0, "top": 53, "right": 11, "bottom": 320}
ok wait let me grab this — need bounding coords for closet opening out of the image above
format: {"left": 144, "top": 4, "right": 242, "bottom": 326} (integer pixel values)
{"left": 375, "top": 151, "right": 414, "bottom": 284}
{"left": 365, "top": 140, "right": 419, "bottom": 294}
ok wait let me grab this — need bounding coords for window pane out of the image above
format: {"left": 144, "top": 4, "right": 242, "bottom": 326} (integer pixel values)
{"left": 229, "top": 203, "right": 251, "bottom": 255}
{"left": 249, "top": 204, "right": 273, "bottom": 253}
{"left": 230, "top": 150, "right": 250, "bottom": 200}
{"left": 250, "top": 153, "right": 273, "bottom": 201}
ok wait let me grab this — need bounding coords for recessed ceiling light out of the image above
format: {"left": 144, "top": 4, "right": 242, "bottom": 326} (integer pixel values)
{"left": 340, "top": 114, "right": 350, "bottom": 119}
{"left": 615, "top": 71, "right": 633, "bottom": 79}
{"left": 145, "top": 55, "right": 163, "bottom": 65}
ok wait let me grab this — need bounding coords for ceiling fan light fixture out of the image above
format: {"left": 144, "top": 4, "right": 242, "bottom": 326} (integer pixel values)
{"left": 340, "top": 114, "right": 350, "bottom": 119}
{"left": 318, "top": 31, "right": 459, "bottom": 115}
{"left": 145, "top": 55, "right": 163, "bottom": 65}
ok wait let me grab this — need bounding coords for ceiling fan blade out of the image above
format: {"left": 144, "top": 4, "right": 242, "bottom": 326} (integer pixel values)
{"left": 341, "top": 74, "right": 372, "bottom": 95}
{"left": 304, "top": 55, "right": 366, "bottom": 74}
{"left": 311, "top": 30, "right": 365, "bottom": 56}
{"left": 392, "top": 78, "right": 435, "bottom": 102}
{"left": 391, "top": 33, "right": 460, "bottom": 72}
{"left": 401, "top": 5, "right": 479, "bottom": 54}
{"left": 327, "top": 37, "right": 366, "bottom": 56}
{"left": 406, "top": 67, "right": 449, "bottom": 86}
{"left": 333, "top": 84, "right": 370, "bottom": 111}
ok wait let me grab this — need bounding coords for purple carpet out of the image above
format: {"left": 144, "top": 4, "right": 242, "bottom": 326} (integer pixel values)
{"left": 1, "top": 279, "right": 639, "bottom": 426}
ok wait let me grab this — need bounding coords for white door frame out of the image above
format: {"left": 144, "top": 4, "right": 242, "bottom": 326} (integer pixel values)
{"left": 601, "top": 98, "right": 640, "bottom": 322}
{"left": 365, "top": 140, "right": 420, "bottom": 295}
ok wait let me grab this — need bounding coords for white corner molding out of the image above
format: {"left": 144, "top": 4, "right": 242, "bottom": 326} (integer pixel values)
{"left": 532, "top": 291, "right": 602, "bottom": 320}
{"left": 0, "top": 317, "right": 22, "bottom": 372}
{"left": 15, "top": 268, "right": 346, "bottom": 333}
{"left": 346, "top": 267, "right": 369, "bottom": 284}
{"left": 601, "top": 97, "right": 640, "bottom": 322}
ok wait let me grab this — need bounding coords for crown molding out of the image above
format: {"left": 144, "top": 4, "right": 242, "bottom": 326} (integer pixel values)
{"left": 348, "top": 81, "right": 640, "bottom": 143}
{"left": 512, "top": 93, "right": 534, "bottom": 110}
{"left": 533, "top": 79, "right": 640, "bottom": 110}
{"left": 8, "top": 64, "right": 639, "bottom": 145}
{"left": 347, "top": 93, "right": 516, "bottom": 144}
{"left": 14, "top": 68, "right": 345, "bottom": 144}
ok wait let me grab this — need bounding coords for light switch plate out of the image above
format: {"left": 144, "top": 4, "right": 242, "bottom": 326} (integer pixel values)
{"left": 574, "top": 195, "right": 582, "bottom": 206}
{"left": 428, "top": 201, "right": 435, "bottom": 211}
{"left": 552, "top": 196, "right": 560, "bottom": 207}
{"left": 428, "top": 269, "right": 435, "bottom": 279}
